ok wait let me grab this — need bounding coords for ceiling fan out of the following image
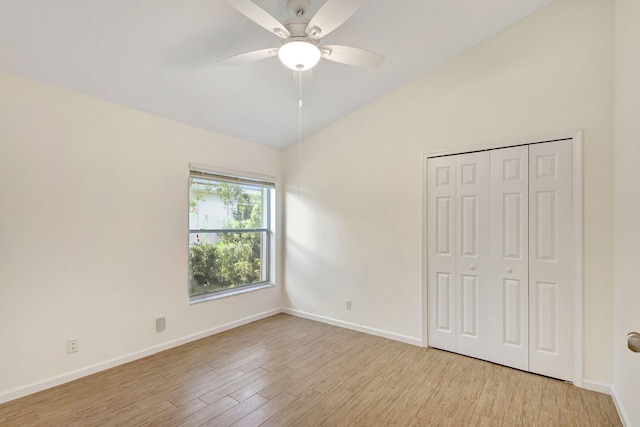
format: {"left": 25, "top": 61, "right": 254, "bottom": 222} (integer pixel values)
{"left": 222, "top": 0, "right": 385, "bottom": 71}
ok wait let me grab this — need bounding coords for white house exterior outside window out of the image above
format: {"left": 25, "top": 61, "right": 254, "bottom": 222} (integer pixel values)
{"left": 188, "top": 168, "right": 275, "bottom": 302}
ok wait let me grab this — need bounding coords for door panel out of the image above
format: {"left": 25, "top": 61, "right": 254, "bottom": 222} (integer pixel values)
{"left": 490, "top": 146, "right": 529, "bottom": 371}
{"left": 503, "top": 193, "right": 523, "bottom": 259}
{"left": 436, "top": 272, "right": 453, "bottom": 331}
{"left": 455, "top": 152, "right": 490, "bottom": 358}
{"left": 436, "top": 198, "right": 452, "bottom": 255}
{"left": 535, "top": 281, "right": 558, "bottom": 354}
{"left": 461, "top": 196, "right": 478, "bottom": 256}
{"left": 461, "top": 275, "right": 478, "bottom": 337}
{"left": 535, "top": 191, "right": 558, "bottom": 261}
{"left": 503, "top": 278, "right": 523, "bottom": 346}
{"left": 428, "top": 156, "right": 456, "bottom": 351}
{"left": 529, "top": 140, "right": 573, "bottom": 381}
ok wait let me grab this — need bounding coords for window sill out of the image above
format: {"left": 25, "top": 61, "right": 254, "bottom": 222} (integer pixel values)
{"left": 189, "top": 282, "right": 275, "bottom": 305}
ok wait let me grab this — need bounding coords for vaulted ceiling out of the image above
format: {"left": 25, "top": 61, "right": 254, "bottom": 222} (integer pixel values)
{"left": 0, "top": 0, "right": 554, "bottom": 148}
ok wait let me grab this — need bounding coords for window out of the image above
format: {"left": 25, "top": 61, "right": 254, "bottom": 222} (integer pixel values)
{"left": 188, "top": 169, "right": 275, "bottom": 301}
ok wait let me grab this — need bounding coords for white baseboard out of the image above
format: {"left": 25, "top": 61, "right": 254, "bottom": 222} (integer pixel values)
{"left": 581, "top": 381, "right": 630, "bottom": 426}
{"left": 611, "top": 386, "right": 632, "bottom": 427}
{"left": 581, "top": 379, "right": 613, "bottom": 395}
{"left": 281, "top": 307, "right": 423, "bottom": 347}
{"left": 0, "top": 308, "right": 281, "bottom": 405}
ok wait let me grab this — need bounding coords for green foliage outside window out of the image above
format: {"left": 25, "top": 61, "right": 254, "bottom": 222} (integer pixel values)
{"left": 189, "top": 182, "right": 266, "bottom": 296}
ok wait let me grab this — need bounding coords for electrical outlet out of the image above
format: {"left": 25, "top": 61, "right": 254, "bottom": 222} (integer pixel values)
{"left": 346, "top": 300, "right": 352, "bottom": 310}
{"left": 67, "top": 338, "right": 79, "bottom": 354}
{"left": 156, "top": 317, "right": 166, "bottom": 332}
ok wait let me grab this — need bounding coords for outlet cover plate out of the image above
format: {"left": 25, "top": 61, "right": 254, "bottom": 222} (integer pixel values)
{"left": 67, "top": 338, "right": 79, "bottom": 354}
{"left": 156, "top": 317, "right": 166, "bottom": 332}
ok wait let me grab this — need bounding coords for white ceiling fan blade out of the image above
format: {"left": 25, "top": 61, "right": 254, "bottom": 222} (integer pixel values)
{"left": 220, "top": 48, "right": 279, "bottom": 65}
{"left": 225, "top": 0, "right": 291, "bottom": 39}
{"left": 305, "top": 0, "right": 366, "bottom": 39}
{"left": 320, "top": 45, "right": 385, "bottom": 68}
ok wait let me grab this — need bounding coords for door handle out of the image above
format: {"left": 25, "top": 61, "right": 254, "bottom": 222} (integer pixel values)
{"left": 505, "top": 268, "right": 513, "bottom": 273}
{"left": 629, "top": 332, "right": 640, "bottom": 353}
{"left": 470, "top": 265, "right": 476, "bottom": 271}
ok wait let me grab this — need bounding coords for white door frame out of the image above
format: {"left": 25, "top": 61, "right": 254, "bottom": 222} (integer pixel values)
{"left": 421, "top": 131, "right": 584, "bottom": 387}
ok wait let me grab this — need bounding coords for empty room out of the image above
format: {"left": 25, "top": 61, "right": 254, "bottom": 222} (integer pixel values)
{"left": 0, "top": 0, "right": 638, "bottom": 425}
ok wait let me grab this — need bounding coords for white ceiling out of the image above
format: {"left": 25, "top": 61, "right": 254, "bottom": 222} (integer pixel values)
{"left": 0, "top": 0, "right": 554, "bottom": 149}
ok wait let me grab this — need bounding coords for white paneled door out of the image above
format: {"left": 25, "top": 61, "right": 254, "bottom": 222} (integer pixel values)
{"left": 489, "top": 146, "right": 529, "bottom": 371}
{"left": 529, "top": 141, "right": 573, "bottom": 381}
{"left": 455, "top": 152, "right": 491, "bottom": 360}
{"left": 427, "top": 140, "right": 574, "bottom": 381}
{"left": 427, "top": 155, "right": 456, "bottom": 352}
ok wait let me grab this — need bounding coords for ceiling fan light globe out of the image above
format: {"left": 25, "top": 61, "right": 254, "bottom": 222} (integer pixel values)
{"left": 278, "top": 41, "right": 321, "bottom": 71}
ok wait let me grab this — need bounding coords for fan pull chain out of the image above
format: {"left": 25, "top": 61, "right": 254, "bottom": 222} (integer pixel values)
{"left": 297, "top": 67, "right": 303, "bottom": 196}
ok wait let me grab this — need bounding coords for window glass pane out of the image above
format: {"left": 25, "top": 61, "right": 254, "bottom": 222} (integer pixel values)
{"left": 188, "top": 173, "right": 272, "bottom": 300}
{"left": 190, "top": 179, "right": 267, "bottom": 230}
{"left": 188, "top": 231, "right": 267, "bottom": 297}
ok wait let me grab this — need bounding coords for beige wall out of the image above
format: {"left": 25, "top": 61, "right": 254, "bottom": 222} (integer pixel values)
{"left": 284, "top": 0, "right": 614, "bottom": 384}
{"left": 613, "top": 0, "right": 640, "bottom": 424}
{"left": 0, "top": 72, "right": 283, "bottom": 401}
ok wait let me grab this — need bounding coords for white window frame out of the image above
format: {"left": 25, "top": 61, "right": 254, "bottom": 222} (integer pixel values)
{"left": 188, "top": 164, "right": 277, "bottom": 303}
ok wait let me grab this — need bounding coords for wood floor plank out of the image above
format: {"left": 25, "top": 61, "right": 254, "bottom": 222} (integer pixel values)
{"left": 260, "top": 389, "right": 328, "bottom": 427}
{"left": 228, "top": 366, "right": 294, "bottom": 402}
{"left": 102, "top": 399, "right": 177, "bottom": 427}
{"left": 289, "top": 386, "right": 352, "bottom": 426}
{"left": 175, "top": 396, "right": 238, "bottom": 427}
{"left": 168, "top": 369, "right": 245, "bottom": 407}
{"left": 151, "top": 398, "right": 208, "bottom": 427}
{"left": 256, "top": 363, "right": 321, "bottom": 400}
{"left": 286, "top": 361, "right": 342, "bottom": 397}
{"left": 0, "top": 314, "right": 622, "bottom": 426}
{"left": 199, "top": 368, "right": 268, "bottom": 405}
{"left": 201, "top": 393, "right": 268, "bottom": 426}
{"left": 229, "top": 392, "right": 298, "bottom": 427}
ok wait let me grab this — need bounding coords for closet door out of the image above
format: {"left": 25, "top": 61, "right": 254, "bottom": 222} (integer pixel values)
{"left": 489, "top": 146, "right": 529, "bottom": 371}
{"left": 427, "top": 140, "right": 575, "bottom": 381}
{"left": 455, "top": 152, "right": 491, "bottom": 359}
{"left": 427, "top": 156, "right": 456, "bottom": 352}
{"left": 529, "top": 140, "right": 573, "bottom": 381}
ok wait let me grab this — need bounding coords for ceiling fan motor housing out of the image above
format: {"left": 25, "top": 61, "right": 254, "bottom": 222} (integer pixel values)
{"left": 284, "top": 19, "right": 315, "bottom": 41}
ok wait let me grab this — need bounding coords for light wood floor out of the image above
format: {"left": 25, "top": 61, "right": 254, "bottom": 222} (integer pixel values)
{"left": 0, "top": 314, "right": 621, "bottom": 426}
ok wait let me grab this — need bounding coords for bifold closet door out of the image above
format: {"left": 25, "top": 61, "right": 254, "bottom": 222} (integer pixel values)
{"left": 427, "top": 140, "right": 574, "bottom": 381}
{"left": 454, "top": 152, "right": 490, "bottom": 360}
{"left": 529, "top": 140, "right": 573, "bottom": 381}
{"left": 427, "top": 152, "right": 490, "bottom": 357}
{"left": 489, "top": 146, "right": 529, "bottom": 371}
{"left": 427, "top": 156, "right": 456, "bottom": 352}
